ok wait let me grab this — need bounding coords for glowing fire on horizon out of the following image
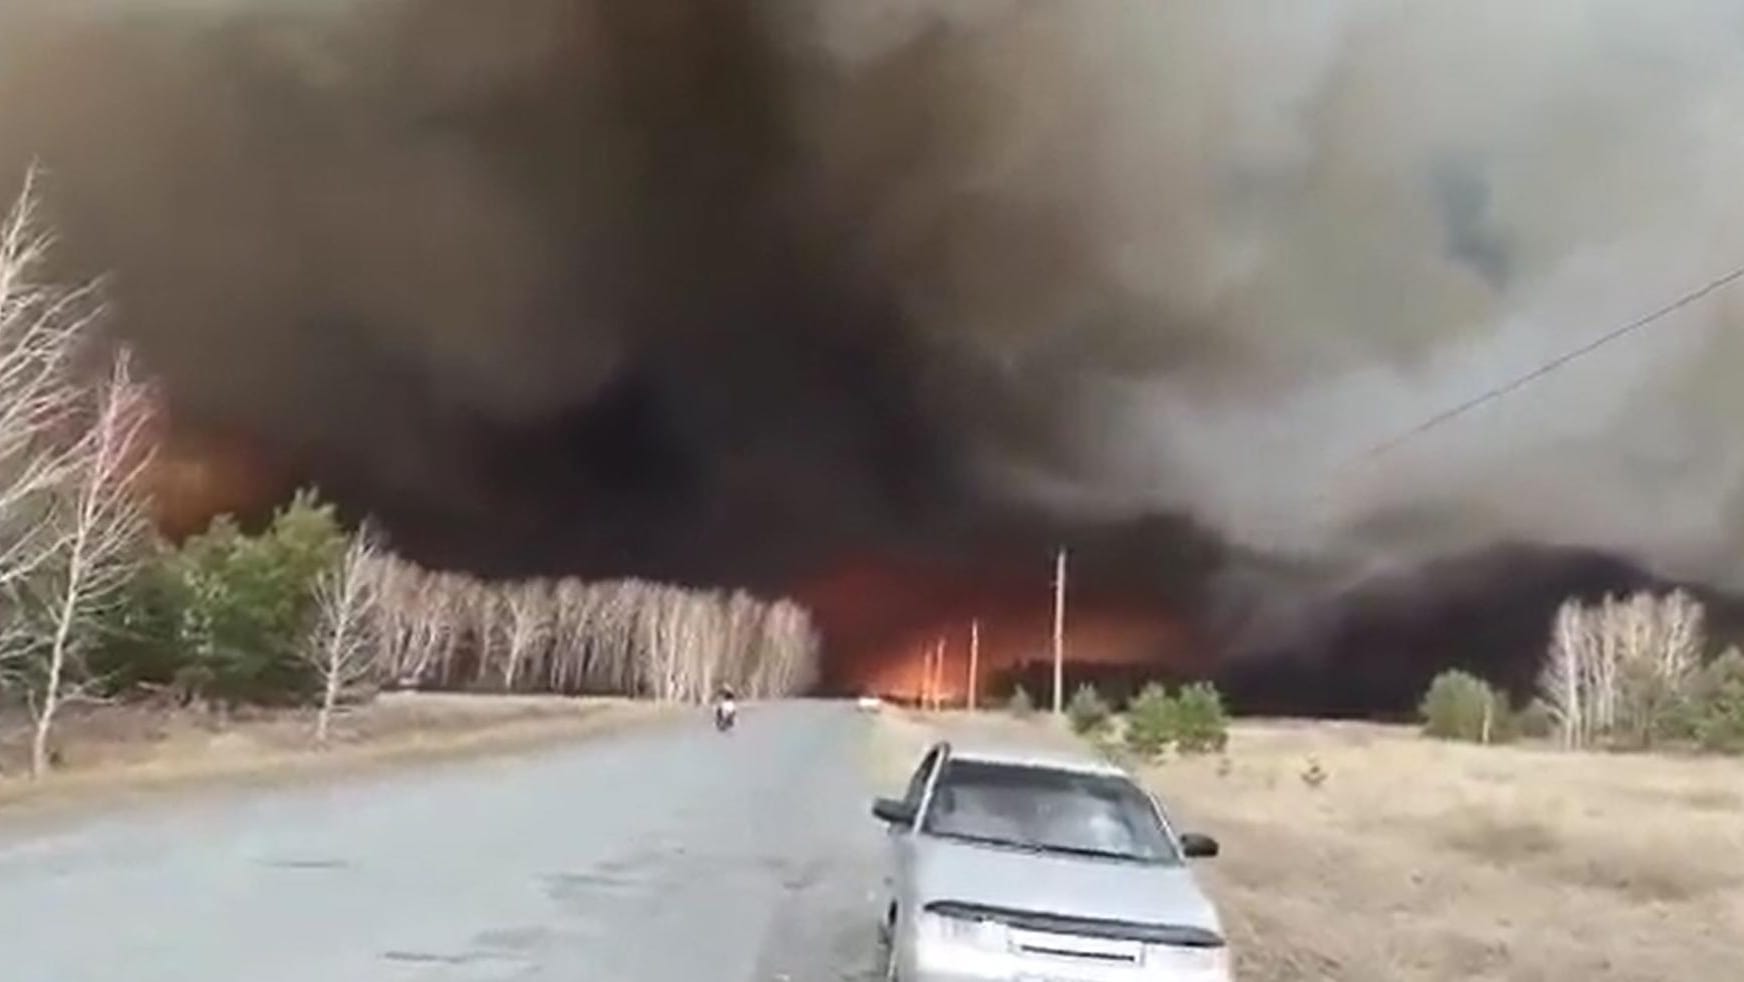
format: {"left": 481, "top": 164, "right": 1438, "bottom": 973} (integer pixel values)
{"left": 796, "top": 559, "right": 1199, "bottom": 705}
{"left": 138, "top": 419, "right": 290, "bottom": 541}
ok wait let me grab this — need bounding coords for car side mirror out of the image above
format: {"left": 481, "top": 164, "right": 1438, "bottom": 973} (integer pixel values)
{"left": 1180, "top": 833, "right": 1220, "bottom": 859}
{"left": 872, "top": 797, "right": 918, "bottom": 828}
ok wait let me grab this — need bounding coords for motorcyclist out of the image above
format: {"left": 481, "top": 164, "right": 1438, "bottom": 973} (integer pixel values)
{"left": 713, "top": 684, "right": 737, "bottom": 729}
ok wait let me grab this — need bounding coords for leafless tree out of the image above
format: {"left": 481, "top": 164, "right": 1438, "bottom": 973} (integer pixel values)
{"left": 346, "top": 553, "right": 824, "bottom": 704}
{"left": 463, "top": 576, "right": 502, "bottom": 689}
{"left": 1540, "top": 589, "right": 1707, "bottom": 750}
{"left": 1544, "top": 598, "right": 1590, "bottom": 748}
{"left": 368, "top": 562, "right": 465, "bottom": 689}
{"left": 501, "top": 579, "right": 552, "bottom": 692}
{"left": 594, "top": 580, "right": 645, "bottom": 693}
{"left": 0, "top": 175, "right": 102, "bottom": 598}
{"left": 720, "top": 590, "right": 762, "bottom": 687}
{"left": 414, "top": 571, "right": 466, "bottom": 686}
{"left": 306, "top": 530, "right": 380, "bottom": 745}
{"left": 1614, "top": 589, "right": 1703, "bottom": 747}
{"left": 22, "top": 350, "right": 155, "bottom": 777}
{"left": 758, "top": 599, "right": 822, "bottom": 697}
{"left": 549, "top": 578, "right": 596, "bottom": 692}
{"left": 365, "top": 556, "right": 422, "bottom": 684}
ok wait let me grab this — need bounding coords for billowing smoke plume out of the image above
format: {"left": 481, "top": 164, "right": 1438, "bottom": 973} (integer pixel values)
{"left": 0, "top": 0, "right": 969, "bottom": 585}
{"left": 4, "top": 0, "right": 1744, "bottom": 708}
{"left": 784, "top": 0, "right": 1744, "bottom": 585}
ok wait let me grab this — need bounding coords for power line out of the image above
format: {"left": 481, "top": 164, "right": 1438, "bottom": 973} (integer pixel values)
{"left": 1358, "top": 260, "right": 1744, "bottom": 462}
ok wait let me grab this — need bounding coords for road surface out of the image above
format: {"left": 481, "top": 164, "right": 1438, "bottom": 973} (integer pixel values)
{"left": 0, "top": 702, "right": 889, "bottom": 982}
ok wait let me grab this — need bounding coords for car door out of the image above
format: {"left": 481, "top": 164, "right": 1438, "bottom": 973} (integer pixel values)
{"left": 882, "top": 744, "right": 944, "bottom": 927}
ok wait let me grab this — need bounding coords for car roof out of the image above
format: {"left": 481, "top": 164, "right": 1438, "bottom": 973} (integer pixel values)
{"left": 939, "top": 741, "right": 1132, "bottom": 779}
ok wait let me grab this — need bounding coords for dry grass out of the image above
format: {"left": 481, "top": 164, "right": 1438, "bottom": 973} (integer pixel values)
{"left": 878, "top": 711, "right": 1744, "bottom": 982}
{"left": 0, "top": 692, "right": 673, "bottom": 814}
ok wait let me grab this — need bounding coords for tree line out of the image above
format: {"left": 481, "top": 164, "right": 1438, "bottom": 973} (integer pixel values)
{"left": 0, "top": 183, "right": 821, "bottom": 776}
{"left": 352, "top": 543, "right": 820, "bottom": 703}
{"left": 1421, "top": 589, "right": 1744, "bottom": 754}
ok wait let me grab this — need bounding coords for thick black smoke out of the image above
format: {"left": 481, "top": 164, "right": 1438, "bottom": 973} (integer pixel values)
{"left": 0, "top": 0, "right": 976, "bottom": 586}
{"left": 4, "top": 0, "right": 1742, "bottom": 710}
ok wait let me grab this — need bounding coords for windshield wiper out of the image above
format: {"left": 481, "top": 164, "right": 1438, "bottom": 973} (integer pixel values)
{"left": 932, "top": 831, "right": 1046, "bottom": 852}
{"left": 1031, "top": 843, "right": 1165, "bottom": 864}
{"left": 933, "top": 833, "right": 1163, "bottom": 864}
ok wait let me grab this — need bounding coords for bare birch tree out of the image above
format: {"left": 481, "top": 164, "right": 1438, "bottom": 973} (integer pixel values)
{"left": 1544, "top": 598, "right": 1589, "bottom": 748}
{"left": 0, "top": 175, "right": 101, "bottom": 605}
{"left": 1588, "top": 595, "right": 1621, "bottom": 736}
{"left": 366, "top": 556, "right": 422, "bottom": 684}
{"left": 501, "top": 579, "right": 552, "bottom": 692}
{"left": 22, "top": 350, "right": 155, "bottom": 777}
{"left": 551, "top": 578, "right": 598, "bottom": 693}
{"left": 1541, "top": 589, "right": 1709, "bottom": 751}
{"left": 1617, "top": 589, "right": 1703, "bottom": 747}
{"left": 412, "top": 571, "right": 465, "bottom": 687}
{"left": 346, "top": 552, "right": 824, "bottom": 704}
{"left": 305, "top": 530, "right": 380, "bottom": 745}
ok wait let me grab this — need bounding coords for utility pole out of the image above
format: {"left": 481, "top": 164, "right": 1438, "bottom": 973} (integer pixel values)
{"left": 934, "top": 638, "right": 947, "bottom": 710}
{"left": 1052, "top": 548, "right": 1067, "bottom": 716}
{"left": 967, "top": 619, "right": 980, "bottom": 712}
{"left": 922, "top": 641, "right": 938, "bottom": 711}
{"left": 923, "top": 642, "right": 934, "bottom": 710}
{"left": 930, "top": 643, "right": 940, "bottom": 711}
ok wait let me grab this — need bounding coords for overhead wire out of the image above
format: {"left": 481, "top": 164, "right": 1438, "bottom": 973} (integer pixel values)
{"left": 1355, "top": 260, "right": 1744, "bottom": 463}
{"left": 1274, "top": 258, "right": 1744, "bottom": 541}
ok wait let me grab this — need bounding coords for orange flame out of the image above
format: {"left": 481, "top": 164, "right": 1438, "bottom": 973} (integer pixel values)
{"left": 138, "top": 416, "right": 291, "bottom": 541}
{"left": 795, "top": 556, "right": 1202, "bottom": 704}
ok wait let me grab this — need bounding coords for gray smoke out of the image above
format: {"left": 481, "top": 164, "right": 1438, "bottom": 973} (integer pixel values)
{"left": 784, "top": 0, "right": 1744, "bottom": 585}
{"left": 5, "top": 0, "right": 1744, "bottom": 594}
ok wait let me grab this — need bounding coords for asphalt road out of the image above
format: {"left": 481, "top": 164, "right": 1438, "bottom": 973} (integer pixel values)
{"left": 0, "top": 701, "right": 888, "bottom": 982}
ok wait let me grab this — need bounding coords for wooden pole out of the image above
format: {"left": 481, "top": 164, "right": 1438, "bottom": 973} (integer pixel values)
{"left": 923, "top": 642, "right": 937, "bottom": 711}
{"left": 922, "top": 643, "right": 932, "bottom": 710}
{"left": 934, "top": 638, "right": 946, "bottom": 710}
{"left": 967, "top": 619, "right": 980, "bottom": 712}
{"left": 920, "top": 641, "right": 934, "bottom": 711}
{"left": 1052, "top": 548, "right": 1067, "bottom": 716}
{"left": 929, "top": 643, "right": 939, "bottom": 710}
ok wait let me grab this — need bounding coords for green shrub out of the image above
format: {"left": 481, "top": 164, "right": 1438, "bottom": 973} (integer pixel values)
{"left": 1690, "top": 648, "right": 1744, "bottom": 754}
{"left": 1420, "top": 669, "right": 1510, "bottom": 744}
{"left": 1124, "top": 683, "right": 1176, "bottom": 761}
{"left": 1007, "top": 684, "right": 1035, "bottom": 718}
{"left": 1513, "top": 697, "right": 1556, "bottom": 740}
{"left": 167, "top": 490, "right": 347, "bottom": 708}
{"left": 1173, "top": 682, "right": 1230, "bottom": 755}
{"left": 1614, "top": 653, "right": 1699, "bottom": 750}
{"left": 1067, "top": 683, "right": 1113, "bottom": 735}
{"left": 86, "top": 554, "right": 187, "bottom": 695}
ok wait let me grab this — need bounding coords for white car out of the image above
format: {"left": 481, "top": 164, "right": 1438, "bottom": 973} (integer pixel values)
{"left": 858, "top": 694, "right": 886, "bottom": 713}
{"left": 872, "top": 741, "right": 1231, "bottom": 981}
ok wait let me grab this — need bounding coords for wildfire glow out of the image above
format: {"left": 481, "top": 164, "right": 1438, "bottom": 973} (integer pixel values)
{"left": 138, "top": 420, "right": 290, "bottom": 541}
{"left": 795, "top": 558, "right": 1200, "bottom": 705}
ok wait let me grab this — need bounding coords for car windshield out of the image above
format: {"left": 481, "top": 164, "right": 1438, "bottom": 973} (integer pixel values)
{"left": 921, "top": 759, "right": 1179, "bottom": 864}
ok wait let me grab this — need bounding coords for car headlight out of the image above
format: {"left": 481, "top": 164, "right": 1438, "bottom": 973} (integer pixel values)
{"left": 917, "top": 910, "right": 1010, "bottom": 952}
{"left": 1146, "top": 942, "right": 1232, "bottom": 981}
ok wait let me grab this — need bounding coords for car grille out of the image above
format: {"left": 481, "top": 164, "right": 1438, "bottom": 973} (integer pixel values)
{"left": 1011, "top": 930, "right": 1143, "bottom": 965}
{"left": 924, "top": 900, "right": 1226, "bottom": 950}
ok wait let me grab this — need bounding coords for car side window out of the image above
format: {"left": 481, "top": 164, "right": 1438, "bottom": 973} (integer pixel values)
{"left": 904, "top": 747, "right": 940, "bottom": 805}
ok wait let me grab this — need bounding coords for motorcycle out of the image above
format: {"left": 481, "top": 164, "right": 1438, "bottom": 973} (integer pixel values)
{"left": 713, "top": 697, "right": 737, "bottom": 732}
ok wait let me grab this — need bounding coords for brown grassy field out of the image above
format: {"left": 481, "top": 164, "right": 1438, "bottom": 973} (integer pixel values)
{"left": 0, "top": 692, "right": 671, "bottom": 812}
{"left": 873, "top": 710, "right": 1744, "bottom": 982}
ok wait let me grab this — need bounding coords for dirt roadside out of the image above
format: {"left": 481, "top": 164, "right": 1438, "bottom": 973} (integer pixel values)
{"left": 0, "top": 692, "right": 680, "bottom": 819}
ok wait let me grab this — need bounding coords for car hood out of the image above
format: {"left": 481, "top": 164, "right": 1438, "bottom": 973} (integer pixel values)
{"left": 910, "top": 835, "right": 1222, "bottom": 936}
